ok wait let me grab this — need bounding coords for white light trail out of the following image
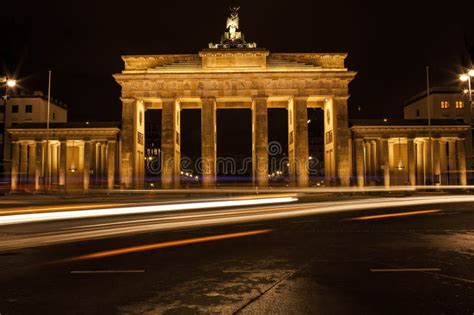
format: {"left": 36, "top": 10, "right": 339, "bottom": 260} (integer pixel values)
{"left": 0, "top": 196, "right": 297, "bottom": 226}
{"left": 1, "top": 195, "right": 474, "bottom": 251}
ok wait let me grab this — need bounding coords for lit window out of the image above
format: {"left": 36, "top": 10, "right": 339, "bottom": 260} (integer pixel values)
{"left": 455, "top": 101, "right": 464, "bottom": 109}
{"left": 25, "top": 105, "right": 33, "bottom": 113}
{"left": 440, "top": 101, "right": 449, "bottom": 109}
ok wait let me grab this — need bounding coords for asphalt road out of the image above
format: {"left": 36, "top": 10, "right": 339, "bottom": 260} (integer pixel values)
{"left": 0, "top": 196, "right": 474, "bottom": 314}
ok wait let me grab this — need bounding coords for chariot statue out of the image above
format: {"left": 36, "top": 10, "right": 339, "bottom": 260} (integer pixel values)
{"left": 209, "top": 7, "right": 257, "bottom": 49}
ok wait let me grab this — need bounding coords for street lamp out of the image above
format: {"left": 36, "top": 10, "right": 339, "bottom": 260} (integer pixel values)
{"left": 1, "top": 77, "right": 17, "bottom": 177}
{"left": 6, "top": 79, "right": 16, "bottom": 88}
{"left": 459, "top": 70, "right": 474, "bottom": 107}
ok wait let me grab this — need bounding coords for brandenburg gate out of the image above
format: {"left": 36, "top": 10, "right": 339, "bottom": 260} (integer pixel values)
{"left": 114, "top": 8, "right": 356, "bottom": 188}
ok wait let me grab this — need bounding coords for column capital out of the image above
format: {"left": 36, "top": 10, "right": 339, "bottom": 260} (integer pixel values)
{"left": 201, "top": 96, "right": 216, "bottom": 103}
{"left": 253, "top": 96, "right": 268, "bottom": 102}
{"left": 333, "top": 96, "right": 350, "bottom": 102}
{"left": 292, "top": 96, "right": 309, "bottom": 102}
{"left": 120, "top": 97, "right": 136, "bottom": 104}
{"left": 161, "top": 98, "right": 177, "bottom": 104}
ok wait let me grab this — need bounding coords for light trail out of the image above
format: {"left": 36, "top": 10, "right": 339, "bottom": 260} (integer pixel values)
{"left": 0, "top": 196, "right": 298, "bottom": 226}
{"left": 370, "top": 268, "right": 441, "bottom": 272}
{"left": 350, "top": 210, "right": 441, "bottom": 221}
{"left": 0, "top": 203, "right": 131, "bottom": 215}
{"left": 0, "top": 194, "right": 294, "bottom": 216}
{"left": 2, "top": 195, "right": 474, "bottom": 251}
{"left": 109, "top": 185, "right": 474, "bottom": 194}
{"left": 59, "top": 229, "right": 272, "bottom": 262}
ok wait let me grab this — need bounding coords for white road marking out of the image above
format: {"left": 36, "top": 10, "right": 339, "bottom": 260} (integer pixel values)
{"left": 370, "top": 268, "right": 441, "bottom": 272}
{"left": 70, "top": 270, "right": 145, "bottom": 274}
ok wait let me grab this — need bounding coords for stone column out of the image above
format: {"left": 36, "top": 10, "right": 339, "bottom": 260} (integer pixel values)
{"left": 448, "top": 140, "right": 457, "bottom": 185}
{"left": 95, "top": 143, "right": 102, "bottom": 184}
{"left": 107, "top": 141, "right": 116, "bottom": 190}
{"left": 375, "top": 140, "right": 382, "bottom": 183}
{"left": 407, "top": 137, "right": 416, "bottom": 186}
{"left": 354, "top": 138, "right": 365, "bottom": 188}
{"left": 90, "top": 142, "right": 96, "bottom": 186}
{"left": 20, "top": 142, "right": 28, "bottom": 188}
{"left": 369, "top": 141, "right": 377, "bottom": 181}
{"left": 11, "top": 142, "right": 19, "bottom": 191}
{"left": 83, "top": 141, "right": 92, "bottom": 191}
{"left": 416, "top": 141, "right": 424, "bottom": 185}
{"left": 457, "top": 139, "right": 467, "bottom": 186}
{"left": 424, "top": 139, "right": 433, "bottom": 185}
{"left": 364, "top": 142, "right": 370, "bottom": 181}
{"left": 252, "top": 97, "right": 268, "bottom": 187}
{"left": 28, "top": 143, "right": 36, "bottom": 187}
{"left": 201, "top": 98, "right": 216, "bottom": 187}
{"left": 35, "top": 141, "right": 44, "bottom": 191}
{"left": 333, "top": 97, "right": 351, "bottom": 186}
{"left": 381, "top": 138, "right": 390, "bottom": 187}
{"left": 432, "top": 138, "right": 441, "bottom": 184}
{"left": 43, "top": 142, "right": 52, "bottom": 187}
{"left": 101, "top": 143, "right": 107, "bottom": 186}
{"left": 288, "top": 100, "right": 296, "bottom": 185}
{"left": 440, "top": 140, "right": 448, "bottom": 185}
{"left": 59, "top": 140, "right": 67, "bottom": 187}
{"left": 290, "top": 97, "right": 309, "bottom": 187}
{"left": 370, "top": 140, "right": 379, "bottom": 182}
{"left": 162, "top": 99, "right": 181, "bottom": 188}
{"left": 51, "top": 144, "right": 59, "bottom": 185}
{"left": 120, "top": 98, "right": 135, "bottom": 188}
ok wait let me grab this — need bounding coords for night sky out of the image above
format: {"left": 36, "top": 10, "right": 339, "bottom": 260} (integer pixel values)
{"left": 2, "top": 0, "right": 473, "bottom": 123}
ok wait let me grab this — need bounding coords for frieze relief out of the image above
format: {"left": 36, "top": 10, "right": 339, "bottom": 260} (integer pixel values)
{"left": 118, "top": 78, "right": 348, "bottom": 98}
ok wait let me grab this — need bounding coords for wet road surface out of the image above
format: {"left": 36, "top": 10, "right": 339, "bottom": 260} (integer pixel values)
{"left": 0, "top": 198, "right": 473, "bottom": 314}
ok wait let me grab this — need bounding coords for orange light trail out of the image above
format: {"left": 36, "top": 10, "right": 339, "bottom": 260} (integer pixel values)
{"left": 61, "top": 229, "right": 272, "bottom": 262}
{"left": 350, "top": 209, "right": 441, "bottom": 221}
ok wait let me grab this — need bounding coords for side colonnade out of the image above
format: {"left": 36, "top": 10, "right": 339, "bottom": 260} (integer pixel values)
{"left": 351, "top": 124, "right": 469, "bottom": 187}
{"left": 8, "top": 124, "right": 120, "bottom": 191}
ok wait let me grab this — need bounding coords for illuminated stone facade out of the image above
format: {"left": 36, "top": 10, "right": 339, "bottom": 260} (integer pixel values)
{"left": 8, "top": 123, "right": 119, "bottom": 191}
{"left": 350, "top": 120, "right": 470, "bottom": 187}
{"left": 114, "top": 49, "right": 355, "bottom": 188}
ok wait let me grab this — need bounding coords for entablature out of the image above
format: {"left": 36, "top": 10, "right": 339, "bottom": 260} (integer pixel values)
{"left": 8, "top": 128, "right": 120, "bottom": 142}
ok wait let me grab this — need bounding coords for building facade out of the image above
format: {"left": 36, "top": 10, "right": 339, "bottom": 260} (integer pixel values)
{"left": 6, "top": 10, "right": 472, "bottom": 191}
{"left": 404, "top": 87, "right": 473, "bottom": 180}
{"left": 351, "top": 119, "right": 469, "bottom": 187}
{"left": 8, "top": 122, "right": 119, "bottom": 191}
{"left": 113, "top": 9, "right": 355, "bottom": 188}
{"left": 404, "top": 88, "right": 470, "bottom": 122}
{"left": 1, "top": 91, "right": 67, "bottom": 177}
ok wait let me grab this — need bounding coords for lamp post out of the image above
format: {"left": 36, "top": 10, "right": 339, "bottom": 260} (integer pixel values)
{"left": 460, "top": 69, "right": 474, "bottom": 107}
{"left": 1, "top": 76, "right": 17, "bottom": 177}
{"left": 460, "top": 70, "right": 474, "bottom": 186}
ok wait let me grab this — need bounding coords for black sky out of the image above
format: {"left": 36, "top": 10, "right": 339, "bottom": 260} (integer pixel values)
{"left": 1, "top": 0, "right": 474, "bottom": 122}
